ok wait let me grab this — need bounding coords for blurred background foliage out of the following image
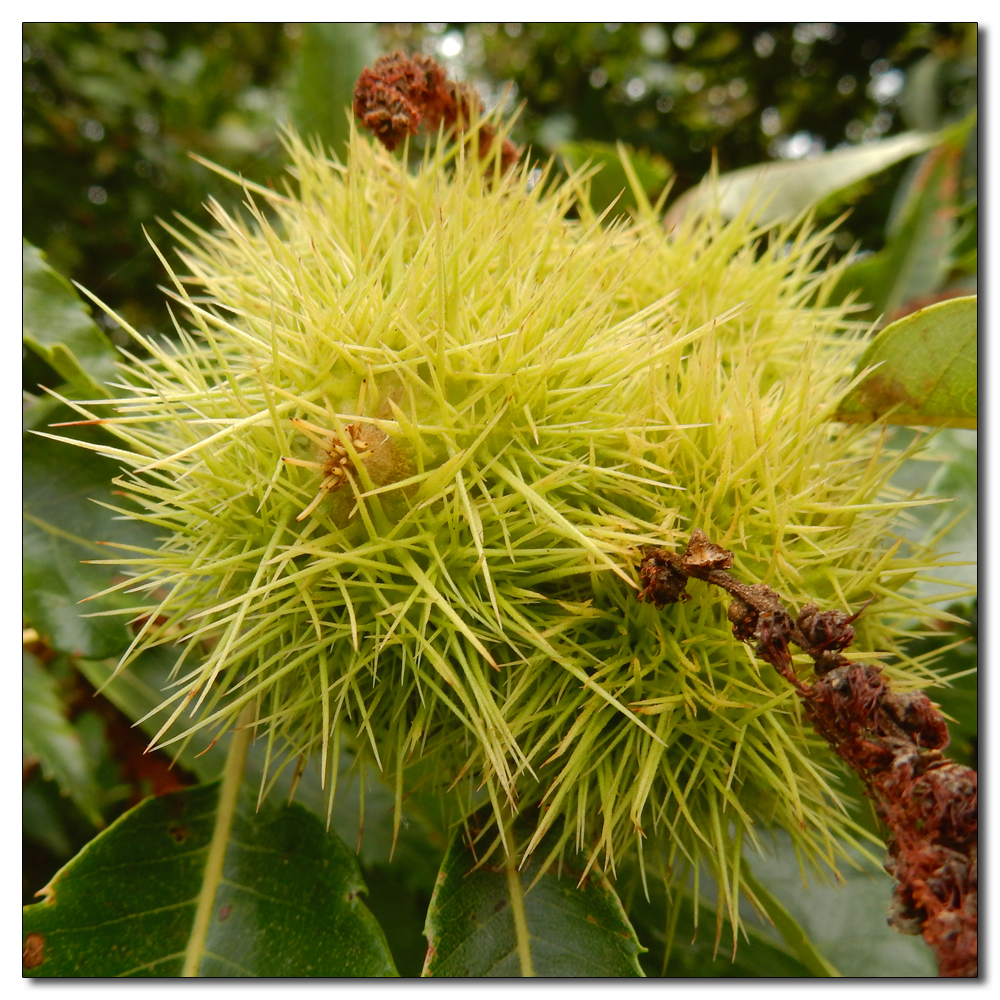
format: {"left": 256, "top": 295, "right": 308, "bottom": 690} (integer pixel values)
{"left": 24, "top": 21, "right": 977, "bottom": 353}
{"left": 23, "top": 22, "right": 292, "bottom": 369}
{"left": 23, "top": 23, "right": 977, "bottom": 976}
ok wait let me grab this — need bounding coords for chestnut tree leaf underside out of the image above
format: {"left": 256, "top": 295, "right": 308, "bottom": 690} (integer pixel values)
{"left": 664, "top": 131, "right": 938, "bottom": 228}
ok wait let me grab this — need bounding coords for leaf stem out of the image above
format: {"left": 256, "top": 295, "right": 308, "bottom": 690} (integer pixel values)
{"left": 505, "top": 846, "right": 534, "bottom": 977}
{"left": 181, "top": 706, "right": 253, "bottom": 977}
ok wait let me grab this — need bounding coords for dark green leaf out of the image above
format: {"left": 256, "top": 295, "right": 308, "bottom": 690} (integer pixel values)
{"left": 23, "top": 775, "right": 76, "bottom": 863}
{"left": 77, "top": 651, "right": 222, "bottom": 781}
{"left": 835, "top": 295, "right": 976, "bottom": 428}
{"left": 664, "top": 131, "right": 937, "bottom": 228}
{"left": 932, "top": 662, "right": 978, "bottom": 771}
{"left": 362, "top": 863, "right": 438, "bottom": 977}
{"left": 23, "top": 781, "right": 397, "bottom": 977}
{"left": 289, "top": 23, "right": 379, "bottom": 157}
{"left": 77, "top": 654, "right": 445, "bottom": 977}
{"left": 23, "top": 652, "right": 103, "bottom": 826}
{"left": 22, "top": 240, "right": 119, "bottom": 396}
{"left": 624, "top": 880, "right": 815, "bottom": 977}
{"left": 23, "top": 401, "right": 156, "bottom": 659}
{"left": 423, "top": 828, "right": 645, "bottom": 977}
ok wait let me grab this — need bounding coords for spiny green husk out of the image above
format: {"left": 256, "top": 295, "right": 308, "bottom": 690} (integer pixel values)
{"left": 55, "top": 122, "right": 955, "bottom": 930}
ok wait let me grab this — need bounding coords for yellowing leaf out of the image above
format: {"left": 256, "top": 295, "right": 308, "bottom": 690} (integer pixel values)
{"left": 836, "top": 295, "right": 976, "bottom": 428}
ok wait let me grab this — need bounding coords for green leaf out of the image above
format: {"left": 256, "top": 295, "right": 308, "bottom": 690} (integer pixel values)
{"left": 23, "top": 773, "right": 76, "bottom": 862}
{"left": 77, "top": 653, "right": 445, "bottom": 976}
{"left": 665, "top": 131, "right": 938, "bottom": 228}
{"left": 932, "top": 658, "right": 978, "bottom": 771}
{"left": 829, "top": 253, "right": 893, "bottom": 320}
{"left": 560, "top": 140, "right": 671, "bottom": 219}
{"left": 288, "top": 23, "right": 379, "bottom": 157}
{"left": 953, "top": 246, "right": 977, "bottom": 276}
{"left": 363, "top": 861, "right": 440, "bottom": 977}
{"left": 744, "top": 834, "right": 937, "bottom": 977}
{"left": 22, "top": 522, "right": 131, "bottom": 661}
{"left": 835, "top": 295, "right": 976, "bottom": 428}
{"left": 901, "top": 52, "right": 948, "bottom": 133}
{"left": 22, "top": 781, "right": 398, "bottom": 977}
{"left": 623, "top": 881, "right": 815, "bottom": 977}
{"left": 23, "top": 651, "right": 103, "bottom": 827}
{"left": 885, "top": 427, "right": 977, "bottom": 601}
{"left": 882, "top": 147, "right": 962, "bottom": 314}
{"left": 833, "top": 144, "right": 964, "bottom": 320}
{"left": 739, "top": 860, "right": 840, "bottom": 977}
{"left": 422, "top": 828, "right": 645, "bottom": 977}
{"left": 22, "top": 240, "right": 119, "bottom": 396}
{"left": 23, "top": 402, "right": 157, "bottom": 659}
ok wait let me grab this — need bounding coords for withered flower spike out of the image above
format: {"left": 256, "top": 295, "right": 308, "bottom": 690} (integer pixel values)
{"left": 754, "top": 608, "right": 796, "bottom": 678}
{"left": 637, "top": 547, "right": 690, "bottom": 607}
{"left": 637, "top": 531, "right": 977, "bottom": 977}
{"left": 354, "top": 52, "right": 520, "bottom": 170}
{"left": 727, "top": 598, "right": 758, "bottom": 644}
{"left": 681, "top": 528, "right": 735, "bottom": 572}
{"left": 352, "top": 52, "right": 445, "bottom": 151}
{"left": 797, "top": 596, "right": 877, "bottom": 662}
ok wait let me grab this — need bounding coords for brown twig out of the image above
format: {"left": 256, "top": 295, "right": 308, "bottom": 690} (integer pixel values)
{"left": 638, "top": 530, "right": 978, "bottom": 978}
{"left": 353, "top": 52, "right": 519, "bottom": 171}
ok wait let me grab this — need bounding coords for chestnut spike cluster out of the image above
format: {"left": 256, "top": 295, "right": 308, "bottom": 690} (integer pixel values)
{"left": 638, "top": 530, "right": 977, "bottom": 978}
